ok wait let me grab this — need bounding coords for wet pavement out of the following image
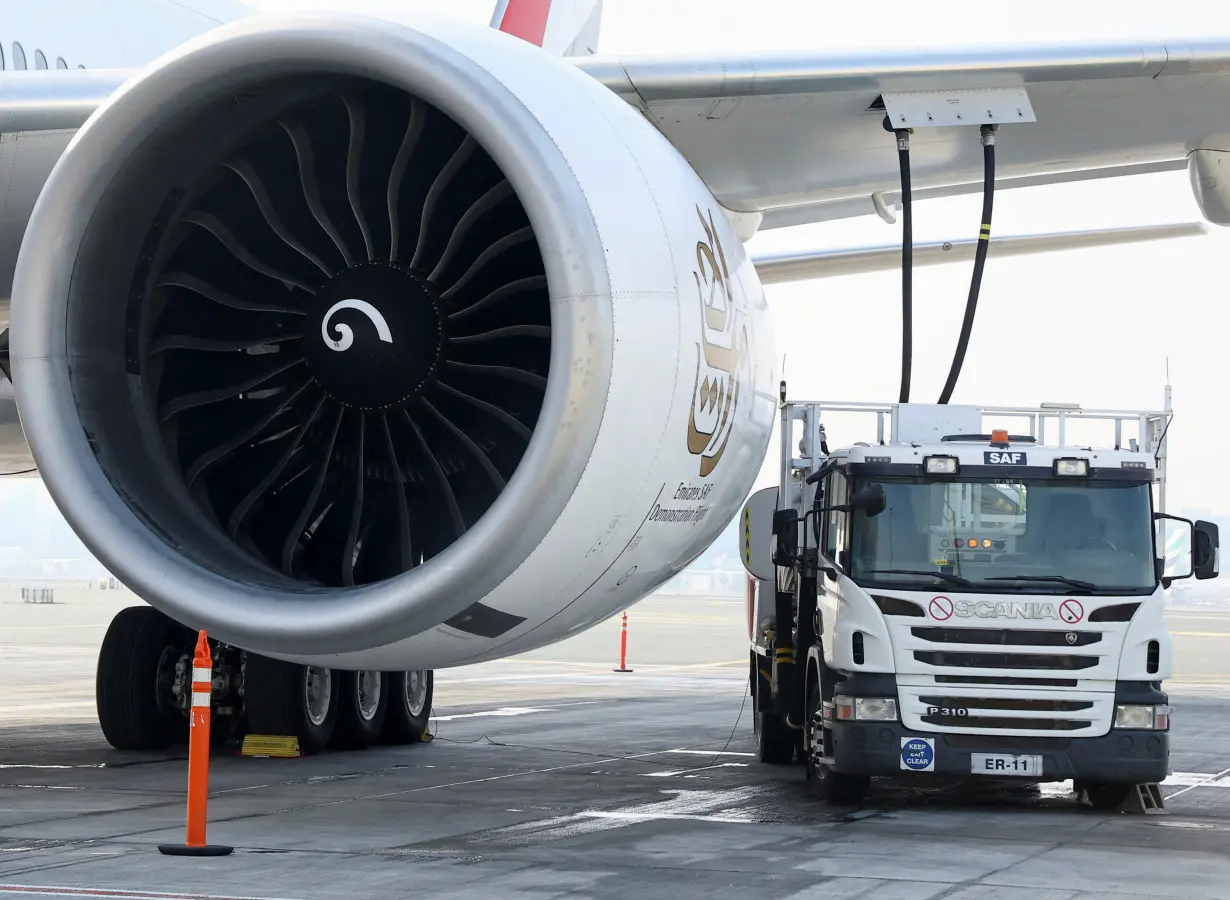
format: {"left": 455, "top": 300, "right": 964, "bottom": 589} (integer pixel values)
{"left": 5, "top": 592, "right": 1230, "bottom": 897}
{"left": 4, "top": 681, "right": 1230, "bottom": 899}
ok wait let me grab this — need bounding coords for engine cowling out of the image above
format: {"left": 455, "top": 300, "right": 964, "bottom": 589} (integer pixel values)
{"left": 10, "top": 11, "right": 777, "bottom": 667}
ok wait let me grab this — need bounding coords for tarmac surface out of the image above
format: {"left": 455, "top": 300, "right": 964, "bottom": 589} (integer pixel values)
{"left": 4, "top": 587, "right": 1230, "bottom": 898}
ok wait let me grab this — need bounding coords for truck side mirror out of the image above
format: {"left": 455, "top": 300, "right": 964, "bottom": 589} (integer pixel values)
{"left": 1155, "top": 512, "right": 1201, "bottom": 586}
{"left": 771, "top": 509, "right": 799, "bottom": 567}
{"left": 849, "top": 483, "right": 887, "bottom": 518}
{"left": 1194, "top": 520, "right": 1220, "bottom": 580}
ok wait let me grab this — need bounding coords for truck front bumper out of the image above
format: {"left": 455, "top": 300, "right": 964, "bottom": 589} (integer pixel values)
{"left": 831, "top": 720, "right": 1168, "bottom": 783}
{"left": 830, "top": 677, "right": 1169, "bottom": 783}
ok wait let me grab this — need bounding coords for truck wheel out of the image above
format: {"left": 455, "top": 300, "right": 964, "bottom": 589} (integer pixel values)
{"left": 755, "top": 710, "right": 796, "bottom": 764}
{"left": 1082, "top": 781, "right": 1134, "bottom": 811}
{"left": 380, "top": 670, "right": 433, "bottom": 744}
{"left": 804, "top": 680, "right": 869, "bottom": 804}
{"left": 96, "top": 606, "right": 190, "bottom": 751}
{"left": 242, "top": 655, "right": 336, "bottom": 755}
{"left": 331, "top": 670, "right": 388, "bottom": 750}
{"left": 753, "top": 661, "right": 795, "bottom": 764}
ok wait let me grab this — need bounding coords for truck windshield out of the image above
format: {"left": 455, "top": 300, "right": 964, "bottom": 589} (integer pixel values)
{"left": 849, "top": 477, "right": 1156, "bottom": 594}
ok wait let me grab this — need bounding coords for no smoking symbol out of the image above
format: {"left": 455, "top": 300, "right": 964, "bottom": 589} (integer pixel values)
{"left": 1060, "top": 599, "right": 1084, "bottom": 624}
{"left": 929, "top": 596, "right": 954, "bottom": 621}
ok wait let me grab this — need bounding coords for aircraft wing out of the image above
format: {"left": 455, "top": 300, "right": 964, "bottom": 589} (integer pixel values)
{"left": 576, "top": 38, "right": 1230, "bottom": 229}
{"left": 750, "top": 222, "right": 1208, "bottom": 284}
{"left": 6, "top": 38, "right": 1230, "bottom": 237}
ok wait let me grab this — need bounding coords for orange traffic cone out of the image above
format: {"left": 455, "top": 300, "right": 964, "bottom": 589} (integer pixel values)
{"left": 158, "top": 630, "right": 233, "bottom": 857}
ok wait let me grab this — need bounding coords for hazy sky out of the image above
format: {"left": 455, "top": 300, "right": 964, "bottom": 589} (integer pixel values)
{"left": 243, "top": 0, "right": 1230, "bottom": 516}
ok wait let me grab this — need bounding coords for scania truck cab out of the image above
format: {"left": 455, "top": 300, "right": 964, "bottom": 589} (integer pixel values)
{"left": 741, "top": 393, "right": 1219, "bottom": 809}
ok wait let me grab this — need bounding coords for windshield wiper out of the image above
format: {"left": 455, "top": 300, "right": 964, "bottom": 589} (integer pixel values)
{"left": 863, "top": 568, "right": 975, "bottom": 587}
{"left": 982, "top": 574, "right": 1097, "bottom": 593}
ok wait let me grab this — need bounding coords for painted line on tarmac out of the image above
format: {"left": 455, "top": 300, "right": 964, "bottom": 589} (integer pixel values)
{"left": 626, "top": 615, "right": 736, "bottom": 624}
{"left": 1165, "top": 767, "right": 1230, "bottom": 800}
{"left": 664, "top": 749, "right": 755, "bottom": 757}
{"left": 478, "top": 785, "right": 773, "bottom": 844}
{"left": 450, "top": 659, "right": 746, "bottom": 669}
{"left": 0, "top": 888, "right": 302, "bottom": 900}
{"left": 0, "top": 624, "right": 110, "bottom": 631}
{"left": 442, "top": 662, "right": 746, "bottom": 681}
{"left": 431, "top": 706, "right": 554, "bottom": 722}
{"left": 1166, "top": 675, "right": 1230, "bottom": 682}
{"left": 643, "top": 762, "right": 749, "bottom": 777}
{"left": 1164, "top": 771, "right": 1230, "bottom": 787}
{"left": 361, "top": 746, "right": 709, "bottom": 800}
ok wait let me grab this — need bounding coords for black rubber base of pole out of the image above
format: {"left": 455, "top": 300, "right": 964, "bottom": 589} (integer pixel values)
{"left": 157, "top": 844, "right": 234, "bottom": 856}
{"left": 613, "top": 668, "right": 633, "bottom": 673}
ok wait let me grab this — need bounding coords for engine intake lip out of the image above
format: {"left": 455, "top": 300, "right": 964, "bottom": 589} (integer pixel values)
{"left": 10, "top": 12, "right": 614, "bottom": 655}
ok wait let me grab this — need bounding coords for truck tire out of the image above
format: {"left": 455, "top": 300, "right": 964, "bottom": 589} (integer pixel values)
{"left": 96, "top": 606, "right": 190, "bottom": 751}
{"left": 331, "top": 670, "right": 388, "bottom": 750}
{"left": 804, "top": 680, "right": 869, "bottom": 804}
{"left": 243, "top": 655, "right": 336, "bottom": 755}
{"left": 753, "top": 658, "right": 796, "bottom": 764}
{"left": 1081, "top": 781, "right": 1134, "bottom": 811}
{"left": 755, "top": 710, "right": 796, "bottom": 764}
{"left": 380, "top": 670, "right": 433, "bottom": 744}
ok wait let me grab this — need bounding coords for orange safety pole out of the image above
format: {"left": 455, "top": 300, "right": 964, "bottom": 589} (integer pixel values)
{"left": 158, "top": 630, "right": 232, "bottom": 857}
{"left": 613, "top": 611, "right": 633, "bottom": 673}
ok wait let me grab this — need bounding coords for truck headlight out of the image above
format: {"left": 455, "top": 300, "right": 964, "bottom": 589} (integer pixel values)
{"left": 924, "top": 456, "right": 958, "bottom": 475}
{"left": 834, "top": 695, "right": 898, "bottom": 722}
{"left": 1054, "top": 458, "right": 1089, "bottom": 477}
{"left": 1114, "top": 704, "right": 1171, "bottom": 730}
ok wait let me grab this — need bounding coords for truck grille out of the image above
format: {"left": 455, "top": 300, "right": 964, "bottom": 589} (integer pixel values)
{"left": 917, "top": 694, "right": 1093, "bottom": 730}
{"left": 891, "top": 621, "right": 1119, "bottom": 736}
{"left": 898, "top": 685, "right": 1110, "bottom": 736}
{"left": 918, "top": 695, "right": 1093, "bottom": 712}
{"left": 911, "top": 627, "right": 1102, "bottom": 647}
{"left": 935, "top": 675, "right": 1078, "bottom": 687}
{"left": 913, "top": 651, "right": 1099, "bottom": 670}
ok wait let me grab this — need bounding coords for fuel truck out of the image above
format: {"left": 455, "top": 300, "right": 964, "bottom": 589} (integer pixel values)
{"left": 739, "top": 391, "right": 1219, "bottom": 809}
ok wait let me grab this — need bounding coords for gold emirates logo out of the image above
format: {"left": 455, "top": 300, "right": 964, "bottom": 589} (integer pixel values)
{"left": 686, "top": 206, "right": 748, "bottom": 477}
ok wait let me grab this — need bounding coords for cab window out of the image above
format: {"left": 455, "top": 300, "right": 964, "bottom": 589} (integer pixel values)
{"left": 821, "top": 470, "right": 849, "bottom": 563}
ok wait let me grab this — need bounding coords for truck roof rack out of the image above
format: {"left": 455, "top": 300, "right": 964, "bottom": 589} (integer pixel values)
{"left": 777, "top": 391, "right": 1174, "bottom": 517}
{"left": 941, "top": 433, "right": 1038, "bottom": 443}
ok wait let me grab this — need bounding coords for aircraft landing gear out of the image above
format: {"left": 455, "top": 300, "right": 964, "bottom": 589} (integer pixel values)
{"left": 95, "top": 606, "right": 434, "bottom": 756}
{"left": 242, "top": 655, "right": 338, "bottom": 756}
{"left": 381, "top": 670, "right": 434, "bottom": 745}
{"left": 332, "top": 670, "right": 388, "bottom": 750}
{"left": 95, "top": 606, "right": 192, "bottom": 750}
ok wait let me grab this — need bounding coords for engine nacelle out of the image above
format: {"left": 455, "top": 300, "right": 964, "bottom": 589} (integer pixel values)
{"left": 10, "top": 11, "right": 777, "bottom": 667}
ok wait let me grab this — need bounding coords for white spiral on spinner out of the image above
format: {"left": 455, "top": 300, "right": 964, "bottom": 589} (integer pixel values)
{"left": 320, "top": 299, "right": 393, "bottom": 352}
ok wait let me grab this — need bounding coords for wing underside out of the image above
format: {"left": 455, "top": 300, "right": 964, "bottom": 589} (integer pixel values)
{"left": 750, "top": 222, "right": 1208, "bottom": 284}
{"left": 577, "top": 39, "right": 1230, "bottom": 228}
{"left": 3, "top": 38, "right": 1230, "bottom": 255}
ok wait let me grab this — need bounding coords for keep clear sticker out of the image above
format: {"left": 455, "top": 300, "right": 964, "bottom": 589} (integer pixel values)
{"left": 900, "top": 736, "right": 936, "bottom": 772}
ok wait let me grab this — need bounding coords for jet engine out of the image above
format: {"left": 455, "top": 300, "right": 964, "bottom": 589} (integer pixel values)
{"left": 10, "top": 11, "right": 777, "bottom": 666}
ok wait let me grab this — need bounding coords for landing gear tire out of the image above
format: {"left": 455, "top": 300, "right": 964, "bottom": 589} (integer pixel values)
{"left": 804, "top": 679, "right": 869, "bottom": 805}
{"left": 242, "top": 655, "right": 336, "bottom": 755}
{"left": 332, "top": 670, "right": 388, "bottom": 750}
{"left": 96, "top": 606, "right": 190, "bottom": 751}
{"left": 1079, "top": 780, "right": 1134, "bottom": 811}
{"left": 380, "top": 670, "right": 433, "bottom": 745}
{"left": 752, "top": 655, "right": 795, "bottom": 764}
